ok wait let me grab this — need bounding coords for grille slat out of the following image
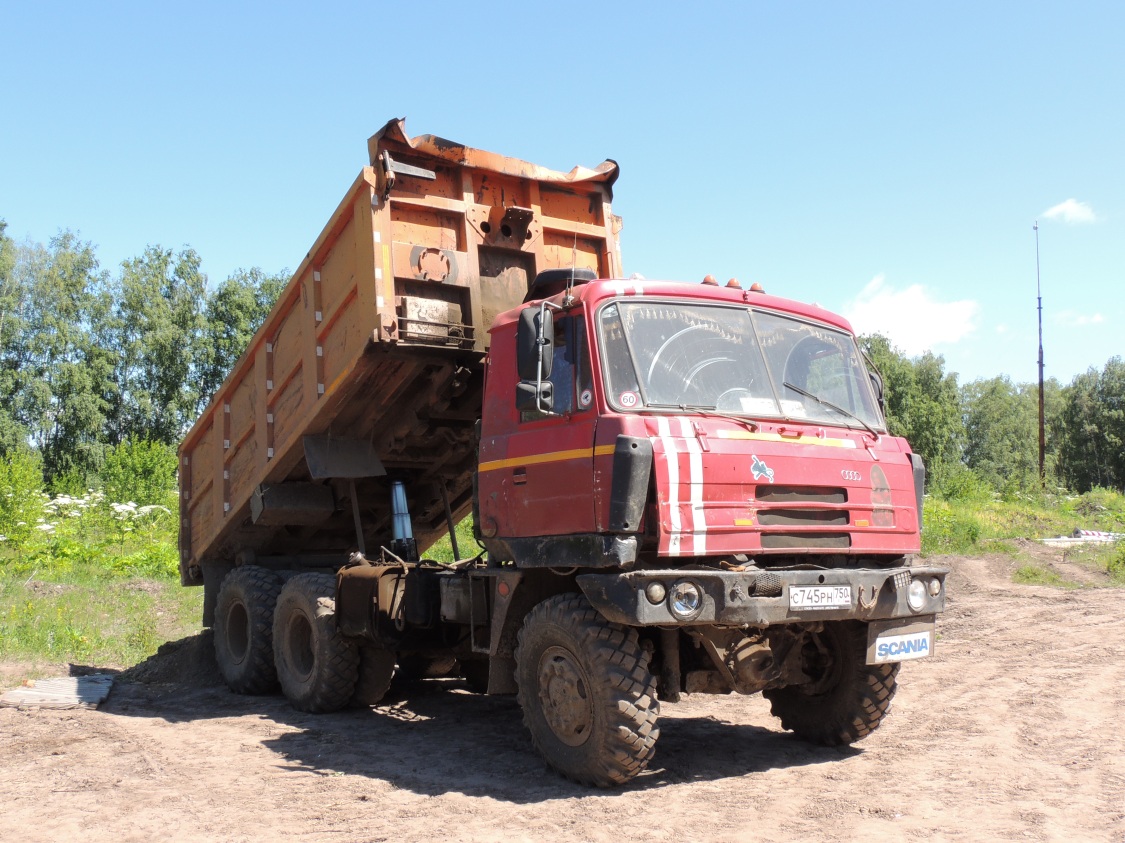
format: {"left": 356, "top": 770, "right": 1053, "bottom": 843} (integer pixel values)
{"left": 757, "top": 508, "right": 850, "bottom": 527}
{"left": 755, "top": 485, "right": 848, "bottom": 504}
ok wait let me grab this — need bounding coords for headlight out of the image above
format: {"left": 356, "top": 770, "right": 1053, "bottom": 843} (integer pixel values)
{"left": 644, "top": 581, "right": 667, "bottom": 604}
{"left": 927, "top": 578, "right": 942, "bottom": 598}
{"left": 668, "top": 580, "right": 703, "bottom": 621}
{"left": 907, "top": 579, "right": 927, "bottom": 612}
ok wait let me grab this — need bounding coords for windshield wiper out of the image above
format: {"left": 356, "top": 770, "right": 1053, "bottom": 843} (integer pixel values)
{"left": 641, "top": 403, "right": 760, "bottom": 432}
{"left": 782, "top": 382, "right": 880, "bottom": 442}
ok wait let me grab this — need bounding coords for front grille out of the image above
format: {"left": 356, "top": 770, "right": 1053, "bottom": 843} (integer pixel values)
{"left": 756, "top": 485, "right": 848, "bottom": 504}
{"left": 757, "top": 508, "right": 850, "bottom": 527}
{"left": 760, "top": 532, "right": 852, "bottom": 549}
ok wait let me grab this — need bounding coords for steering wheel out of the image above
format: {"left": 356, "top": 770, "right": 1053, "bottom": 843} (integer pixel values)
{"left": 715, "top": 387, "right": 754, "bottom": 411}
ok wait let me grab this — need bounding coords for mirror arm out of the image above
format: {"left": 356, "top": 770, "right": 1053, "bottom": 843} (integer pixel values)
{"left": 535, "top": 301, "right": 564, "bottom": 417}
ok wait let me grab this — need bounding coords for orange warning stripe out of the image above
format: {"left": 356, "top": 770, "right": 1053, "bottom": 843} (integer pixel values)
{"left": 478, "top": 444, "right": 616, "bottom": 473}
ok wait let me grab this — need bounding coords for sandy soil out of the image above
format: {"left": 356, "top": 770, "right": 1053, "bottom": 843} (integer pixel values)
{"left": 1, "top": 549, "right": 1123, "bottom": 843}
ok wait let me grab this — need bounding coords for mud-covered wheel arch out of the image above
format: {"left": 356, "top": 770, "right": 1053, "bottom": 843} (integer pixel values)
{"left": 764, "top": 620, "right": 898, "bottom": 746}
{"left": 272, "top": 573, "right": 359, "bottom": 713}
{"left": 515, "top": 593, "right": 659, "bottom": 787}
{"left": 213, "top": 565, "right": 283, "bottom": 695}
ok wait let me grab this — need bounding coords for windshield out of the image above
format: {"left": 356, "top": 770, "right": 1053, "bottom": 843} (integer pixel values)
{"left": 597, "top": 301, "right": 884, "bottom": 430}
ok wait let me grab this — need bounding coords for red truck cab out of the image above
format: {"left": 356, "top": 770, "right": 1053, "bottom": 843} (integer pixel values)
{"left": 479, "top": 274, "right": 927, "bottom": 570}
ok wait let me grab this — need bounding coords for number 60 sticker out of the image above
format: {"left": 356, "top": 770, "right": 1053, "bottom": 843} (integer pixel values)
{"left": 619, "top": 391, "right": 639, "bottom": 408}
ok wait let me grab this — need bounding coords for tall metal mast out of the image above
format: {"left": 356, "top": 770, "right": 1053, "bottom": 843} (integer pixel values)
{"left": 1035, "top": 221, "right": 1045, "bottom": 483}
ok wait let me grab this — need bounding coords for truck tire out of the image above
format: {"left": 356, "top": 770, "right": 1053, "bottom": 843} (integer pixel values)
{"left": 272, "top": 573, "right": 359, "bottom": 713}
{"left": 350, "top": 646, "right": 396, "bottom": 707}
{"left": 763, "top": 620, "right": 899, "bottom": 745}
{"left": 214, "top": 566, "right": 282, "bottom": 694}
{"left": 515, "top": 593, "right": 659, "bottom": 787}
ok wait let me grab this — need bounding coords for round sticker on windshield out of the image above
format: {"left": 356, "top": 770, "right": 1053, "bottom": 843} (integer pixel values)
{"left": 579, "top": 389, "right": 593, "bottom": 408}
{"left": 619, "top": 391, "right": 639, "bottom": 408}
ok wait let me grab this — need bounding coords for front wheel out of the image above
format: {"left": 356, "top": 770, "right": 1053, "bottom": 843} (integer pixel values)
{"left": 764, "top": 621, "right": 898, "bottom": 746}
{"left": 515, "top": 593, "right": 659, "bottom": 787}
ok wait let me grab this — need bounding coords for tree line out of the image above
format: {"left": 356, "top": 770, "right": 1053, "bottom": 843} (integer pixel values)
{"left": 1, "top": 218, "right": 1123, "bottom": 498}
{"left": 0, "top": 221, "right": 285, "bottom": 489}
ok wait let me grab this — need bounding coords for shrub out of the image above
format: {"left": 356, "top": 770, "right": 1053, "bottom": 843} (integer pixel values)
{"left": 100, "top": 437, "right": 178, "bottom": 508}
{"left": 931, "top": 464, "right": 993, "bottom": 503}
{"left": 0, "top": 450, "right": 47, "bottom": 548}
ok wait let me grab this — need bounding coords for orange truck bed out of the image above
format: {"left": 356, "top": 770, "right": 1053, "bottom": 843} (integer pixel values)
{"left": 178, "top": 119, "right": 621, "bottom": 585}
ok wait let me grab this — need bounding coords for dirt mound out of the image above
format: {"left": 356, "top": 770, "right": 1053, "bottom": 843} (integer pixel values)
{"left": 118, "top": 630, "right": 224, "bottom": 688}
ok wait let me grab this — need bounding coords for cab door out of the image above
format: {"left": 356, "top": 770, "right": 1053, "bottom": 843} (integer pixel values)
{"left": 497, "top": 313, "right": 597, "bottom": 537}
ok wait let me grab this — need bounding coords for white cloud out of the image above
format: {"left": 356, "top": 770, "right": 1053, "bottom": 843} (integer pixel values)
{"left": 1055, "top": 310, "right": 1104, "bottom": 327}
{"left": 844, "top": 275, "right": 979, "bottom": 355}
{"left": 1041, "top": 199, "right": 1098, "bottom": 225}
{"left": 995, "top": 324, "right": 1009, "bottom": 335}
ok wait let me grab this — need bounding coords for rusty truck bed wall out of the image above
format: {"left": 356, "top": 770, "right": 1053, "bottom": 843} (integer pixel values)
{"left": 178, "top": 119, "right": 621, "bottom": 585}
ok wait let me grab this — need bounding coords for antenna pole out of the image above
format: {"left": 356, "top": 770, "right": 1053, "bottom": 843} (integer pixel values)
{"left": 1035, "top": 221, "right": 1045, "bottom": 484}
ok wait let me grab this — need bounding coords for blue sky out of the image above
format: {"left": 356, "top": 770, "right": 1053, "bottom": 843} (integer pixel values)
{"left": 2, "top": 1, "right": 1121, "bottom": 386}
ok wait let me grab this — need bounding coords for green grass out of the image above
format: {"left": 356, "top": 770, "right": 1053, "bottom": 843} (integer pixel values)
{"left": 1059, "top": 541, "right": 1125, "bottom": 585}
{"left": 0, "top": 576, "right": 202, "bottom": 670}
{"left": 921, "top": 487, "right": 1125, "bottom": 556}
{"left": 1011, "top": 564, "right": 1081, "bottom": 588}
{"left": 425, "top": 516, "right": 481, "bottom": 564}
{"left": 0, "top": 485, "right": 203, "bottom": 675}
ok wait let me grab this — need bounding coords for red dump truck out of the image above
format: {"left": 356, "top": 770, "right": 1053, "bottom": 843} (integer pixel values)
{"left": 179, "top": 119, "right": 946, "bottom": 786}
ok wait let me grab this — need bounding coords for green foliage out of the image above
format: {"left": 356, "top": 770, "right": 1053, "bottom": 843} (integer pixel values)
{"left": 921, "top": 488, "right": 1125, "bottom": 558}
{"left": 1107, "top": 545, "right": 1125, "bottom": 584}
{"left": 1057, "top": 357, "right": 1125, "bottom": 493}
{"left": 2, "top": 232, "right": 112, "bottom": 483}
{"left": 0, "top": 449, "right": 47, "bottom": 548}
{"left": 860, "top": 334, "right": 963, "bottom": 481}
{"left": 107, "top": 246, "right": 209, "bottom": 445}
{"left": 0, "top": 476, "right": 192, "bottom": 668}
{"left": 930, "top": 464, "right": 993, "bottom": 503}
{"left": 961, "top": 375, "right": 1062, "bottom": 496}
{"left": 199, "top": 267, "right": 287, "bottom": 402}
{"left": 100, "top": 436, "right": 178, "bottom": 508}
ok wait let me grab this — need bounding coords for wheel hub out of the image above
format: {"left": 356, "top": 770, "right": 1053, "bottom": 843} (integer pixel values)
{"left": 537, "top": 646, "right": 593, "bottom": 747}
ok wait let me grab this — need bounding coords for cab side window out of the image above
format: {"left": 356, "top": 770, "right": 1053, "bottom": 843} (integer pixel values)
{"left": 521, "top": 316, "right": 591, "bottom": 422}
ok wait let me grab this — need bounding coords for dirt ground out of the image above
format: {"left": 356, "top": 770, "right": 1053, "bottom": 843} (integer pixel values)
{"left": 2, "top": 548, "right": 1123, "bottom": 843}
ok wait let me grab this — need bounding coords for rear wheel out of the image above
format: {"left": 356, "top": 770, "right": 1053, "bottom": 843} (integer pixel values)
{"left": 272, "top": 573, "right": 359, "bottom": 713}
{"left": 214, "top": 566, "right": 282, "bottom": 694}
{"left": 515, "top": 593, "right": 659, "bottom": 787}
{"left": 764, "top": 621, "right": 899, "bottom": 745}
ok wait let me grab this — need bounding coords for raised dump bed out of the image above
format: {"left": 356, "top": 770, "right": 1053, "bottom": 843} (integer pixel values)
{"left": 179, "top": 119, "right": 621, "bottom": 590}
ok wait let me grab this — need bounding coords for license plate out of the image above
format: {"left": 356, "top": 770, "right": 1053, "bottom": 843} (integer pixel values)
{"left": 870, "top": 628, "right": 934, "bottom": 663}
{"left": 788, "top": 584, "right": 852, "bottom": 610}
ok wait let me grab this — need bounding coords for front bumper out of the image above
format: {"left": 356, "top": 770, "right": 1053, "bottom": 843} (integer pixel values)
{"left": 577, "top": 565, "right": 947, "bottom": 627}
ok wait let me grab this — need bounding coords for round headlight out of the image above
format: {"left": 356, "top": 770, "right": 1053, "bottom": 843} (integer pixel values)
{"left": 927, "top": 578, "right": 942, "bottom": 598}
{"left": 645, "top": 581, "right": 667, "bottom": 604}
{"left": 669, "top": 580, "right": 703, "bottom": 620}
{"left": 907, "top": 579, "right": 927, "bottom": 612}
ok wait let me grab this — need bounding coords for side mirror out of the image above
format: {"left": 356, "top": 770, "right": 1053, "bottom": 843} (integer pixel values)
{"left": 869, "top": 370, "right": 886, "bottom": 418}
{"left": 516, "top": 380, "right": 554, "bottom": 413}
{"left": 517, "top": 306, "right": 554, "bottom": 381}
